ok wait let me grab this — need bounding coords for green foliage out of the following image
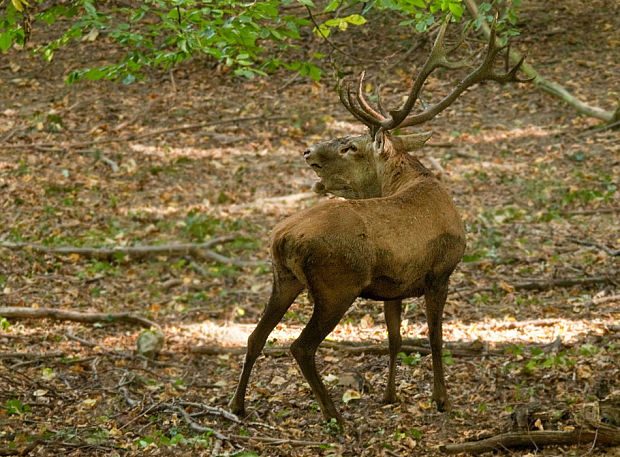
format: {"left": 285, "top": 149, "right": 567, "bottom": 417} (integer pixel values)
{"left": 322, "top": 417, "right": 343, "bottom": 434}
{"left": 1, "top": 0, "right": 521, "bottom": 84}
{"left": 503, "top": 345, "right": 588, "bottom": 378}
{"left": 442, "top": 349, "right": 454, "bottom": 366}
{"left": 5, "top": 398, "right": 29, "bottom": 415}
{"left": 397, "top": 351, "right": 422, "bottom": 366}
{"left": 392, "top": 427, "right": 423, "bottom": 440}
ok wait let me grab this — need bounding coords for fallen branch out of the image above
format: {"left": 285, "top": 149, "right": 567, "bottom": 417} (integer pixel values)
{"left": 592, "top": 294, "right": 619, "bottom": 305}
{"left": 176, "top": 401, "right": 242, "bottom": 424}
{"left": 567, "top": 237, "right": 619, "bottom": 256}
{"left": 161, "top": 403, "right": 229, "bottom": 441}
{"left": 158, "top": 402, "right": 327, "bottom": 447}
{"left": 0, "top": 351, "right": 65, "bottom": 359}
{"left": 0, "top": 115, "right": 287, "bottom": 151}
{"left": 229, "top": 434, "right": 329, "bottom": 447}
{"left": 491, "top": 318, "right": 563, "bottom": 330}
{"left": 563, "top": 207, "right": 620, "bottom": 216}
{"left": 464, "top": 0, "right": 618, "bottom": 122}
{"left": 190, "top": 338, "right": 486, "bottom": 357}
{"left": 0, "top": 236, "right": 261, "bottom": 267}
{"left": 440, "top": 423, "right": 620, "bottom": 454}
{"left": 459, "top": 275, "right": 616, "bottom": 293}
{"left": 0, "top": 307, "right": 159, "bottom": 330}
{"left": 510, "top": 276, "right": 616, "bottom": 290}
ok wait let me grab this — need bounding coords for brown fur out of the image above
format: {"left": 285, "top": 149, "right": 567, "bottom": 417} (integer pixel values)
{"left": 230, "top": 132, "right": 465, "bottom": 423}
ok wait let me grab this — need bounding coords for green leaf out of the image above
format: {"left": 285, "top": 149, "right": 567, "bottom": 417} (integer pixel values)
{"left": 308, "top": 64, "right": 321, "bottom": 81}
{"left": 296, "top": 0, "right": 315, "bottom": 7}
{"left": 344, "top": 14, "right": 366, "bottom": 25}
{"left": 11, "top": 0, "right": 28, "bottom": 12}
{"left": 323, "top": 0, "right": 339, "bottom": 12}
{"left": 448, "top": 2, "right": 463, "bottom": 19}
{"left": 0, "top": 32, "right": 12, "bottom": 52}
{"left": 411, "top": 0, "right": 426, "bottom": 7}
{"left": 5, "top": 398, "right": 25, "bottom": 415}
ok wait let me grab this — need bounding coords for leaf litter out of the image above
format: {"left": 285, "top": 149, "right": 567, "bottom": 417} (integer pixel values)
{"left": 0, "top": 0, "right": 618, "bottom": 456}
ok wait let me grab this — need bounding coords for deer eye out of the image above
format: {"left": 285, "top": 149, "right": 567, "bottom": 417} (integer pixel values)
{"left": 340, "top": 145, "right": 357, "bottom": 154}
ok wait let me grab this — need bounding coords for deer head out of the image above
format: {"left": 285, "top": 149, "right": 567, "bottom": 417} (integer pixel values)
{"left": 306, "top": 16, "right": 528, "bottom": 200}
{"left": 304, "top": 131, "right": 433, "bottom": 198}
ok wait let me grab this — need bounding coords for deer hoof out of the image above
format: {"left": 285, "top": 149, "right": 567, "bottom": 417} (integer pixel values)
{"left": 381, "top": 392, "right": 398, "bottom": 404}
{"left": 434, "top": 396, "right": 451, "bottom": 412}
{"left": 229, "top": 400, "right": 244, "bottom": 417}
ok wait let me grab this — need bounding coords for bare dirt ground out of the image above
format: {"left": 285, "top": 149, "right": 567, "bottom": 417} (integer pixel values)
{"left": 0, "top": 0, "right": 618, "bottom": 456}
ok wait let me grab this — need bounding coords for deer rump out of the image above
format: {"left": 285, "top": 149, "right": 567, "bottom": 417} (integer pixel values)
{"left": 272, "top": 182, "right": 465, "bottom": 302}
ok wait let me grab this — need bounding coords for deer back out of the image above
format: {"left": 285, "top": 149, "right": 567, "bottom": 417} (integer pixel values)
{"left": 272, "top": 133, "right": 465, "bottom": 300}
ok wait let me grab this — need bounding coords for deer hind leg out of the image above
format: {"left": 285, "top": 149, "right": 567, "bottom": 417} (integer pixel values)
{"left": 290, "top": 285, "right": 359, "bottom": 424}
{"left": 382, "top": 299, "right": 402, "bottom": 404}
{"left": 424, "top": 279, "right": 450, "bottom": 411}
{"left": 230, "top": 272, "right": 303, "bottom": 416}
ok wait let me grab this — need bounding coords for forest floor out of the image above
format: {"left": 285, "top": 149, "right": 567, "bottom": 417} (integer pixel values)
{"left": 0, "top": 0, "right": 618, "bottom": 456}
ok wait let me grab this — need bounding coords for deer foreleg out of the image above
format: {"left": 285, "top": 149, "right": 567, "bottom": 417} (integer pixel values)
{"left": 230, "top": 276, "right": 303, "bottom": 416}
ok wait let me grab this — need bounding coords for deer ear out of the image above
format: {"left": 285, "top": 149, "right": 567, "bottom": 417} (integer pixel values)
{"left": 398, "top": 131, "right": 433, "bottom": 151}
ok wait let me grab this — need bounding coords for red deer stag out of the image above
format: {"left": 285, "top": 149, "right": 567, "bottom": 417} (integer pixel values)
{"left": 230, "top": 18, "right": 527, "bottom": 424}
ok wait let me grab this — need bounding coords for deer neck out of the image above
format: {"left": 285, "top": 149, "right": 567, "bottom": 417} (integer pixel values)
{"left": 376, "top": 149, "right": 433, "bottom": 197}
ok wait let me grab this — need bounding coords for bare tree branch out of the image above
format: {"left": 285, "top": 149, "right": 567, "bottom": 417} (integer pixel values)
{"left": 0, "top": 307, "right": 159, "bottom": 330}
{"left": 0, "top": 237, "right": 262, "bottom": 267}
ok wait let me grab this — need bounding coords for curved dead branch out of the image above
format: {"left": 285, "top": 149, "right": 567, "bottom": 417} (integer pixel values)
{"left": 0, "top": 236, "right": 261, "bottom": 267}
{"left": 440, "top": 423, "right": 620, "bottom": 454}
{"left": 0, "top": 307, "right": 160, "bottom": 330}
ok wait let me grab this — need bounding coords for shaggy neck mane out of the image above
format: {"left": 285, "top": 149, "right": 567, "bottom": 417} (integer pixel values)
{"left": 379, "top": 141, "right": 433, "bottom": 196}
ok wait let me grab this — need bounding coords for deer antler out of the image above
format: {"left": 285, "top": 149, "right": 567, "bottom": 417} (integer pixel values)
{"left": 338, "top": 16, "right": 530, "bottom": 136}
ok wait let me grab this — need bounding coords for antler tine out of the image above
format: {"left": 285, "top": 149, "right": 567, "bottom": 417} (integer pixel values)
{"left": 338, "top": 78, "right": 384, "bottom": 129}
{"left": 347, "top": 83, "right": 382, "bottom": 126}
{"left": 475, "top": 17, "right": 531, "bottom": 84}
{"left": 355, "top": 71, "right": 387, "bottom": 122}
{"left": 338, "top": 79, "right": 367, "bottom": 124}
{"left": 396, "top": 16, "right": 531, "bottom": 129}
{"left": 375, "top": 84, "right": 388, "bottom": 117}
{"left": 383, "top": 15, "right": 463, "bottom": 131}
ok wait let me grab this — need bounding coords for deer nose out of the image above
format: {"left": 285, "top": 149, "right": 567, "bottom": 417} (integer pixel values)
{"left": 303, "top": 149, "right": 311, "bottom": 158}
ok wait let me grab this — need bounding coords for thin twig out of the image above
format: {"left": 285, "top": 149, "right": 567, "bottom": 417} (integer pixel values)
{"left": 161, "top": 403, "right": 229, "bottom": 440}
{"left": 577, "top": 119, "right": 620, "bottom": 136}
{"left": 99, "top": 153, "right": 120, "bottom": 172}
{"left": 118, "top": 401, "right": 164, "bottom": 431}
{"left": 177, "top": 401, "right": 242, "bottom": 423}
{"left": 305, "top": 5, "right": 363, "bottom": 63}
{"left": 0, "top": 351, "right": 65, "bottom": 359}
